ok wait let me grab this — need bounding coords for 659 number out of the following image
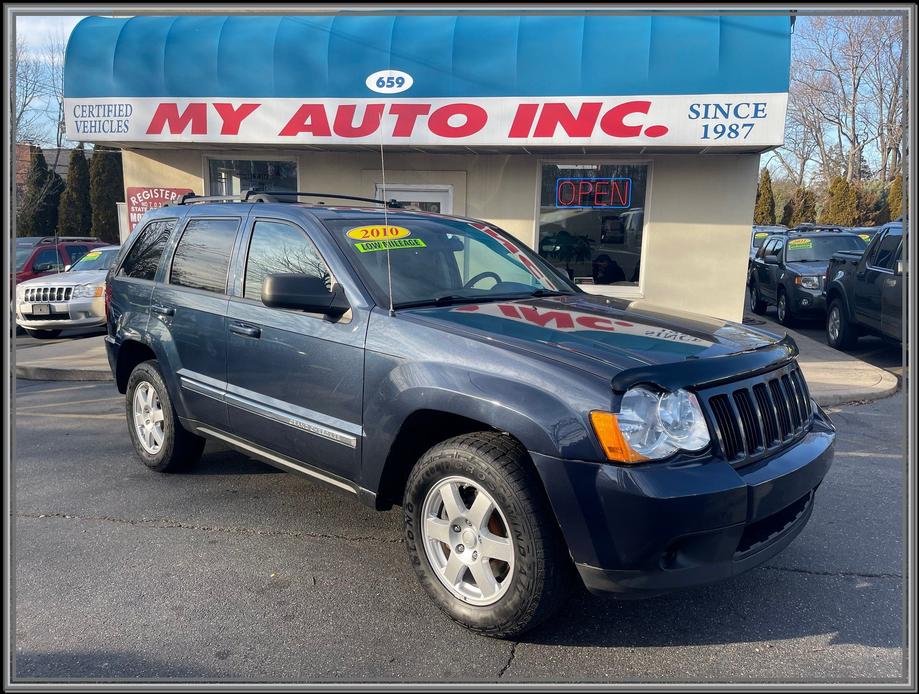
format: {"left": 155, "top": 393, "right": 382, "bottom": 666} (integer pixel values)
{"left": 365, "top": 70, "right": 414, "bottom": 94}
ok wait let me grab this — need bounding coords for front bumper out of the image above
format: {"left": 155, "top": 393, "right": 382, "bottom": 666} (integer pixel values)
{"left": 791, "top": 285, "right": 825, "bottom": 313}
{"left": 16, "top": 298, "right": 105, "bottom": 330}
{"left": 532, "top": 405, "right": 835, "bottom": 597}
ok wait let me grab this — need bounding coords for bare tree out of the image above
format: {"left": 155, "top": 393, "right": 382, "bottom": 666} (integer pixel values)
{"left": 12, "top": 36, "right": 44, "bottom": 143}
{"left": 864, "top": 16, "right": 905, "bottom": 182}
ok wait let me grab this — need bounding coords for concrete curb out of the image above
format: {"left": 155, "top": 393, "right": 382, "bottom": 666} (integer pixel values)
{"left": 16, "top": 365, "right": 113, "bottom": 382}
{"left": 810, "top": 373, "right": 900, "bottom": 407}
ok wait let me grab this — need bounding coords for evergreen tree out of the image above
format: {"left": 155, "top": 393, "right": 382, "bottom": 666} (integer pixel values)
{"left": 57, "top": 144, "right": 93, "bottom": 237}
{"left": 780, "top": 197, "right": 796, "bottom": 227}
{"left": 753, "top": 169, "right": 776, "bottom": 225}
{"left": 16, "top": 146, "right": 60, "bottom": 236}
{"left": 789, "top": 187, "right": 816, "bottom": 227}
{"left": 820, "top": 176, "right": 859, "bottom": 225}
{"left": 888, "top": 174, "right": 905, "bottom": 220}
{"left": 90, "top": 145, "right": 125, "bottom": 243}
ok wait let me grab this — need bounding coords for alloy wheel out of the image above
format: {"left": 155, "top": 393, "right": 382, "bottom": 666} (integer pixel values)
{"left": 828, "top": 306, "right": 841, "bottom": 343}
{"left": 421, "top": 476, "right": 515, "bottom": 606}
{"left": 133, "top": 381, "right": 165, "bottom": 454}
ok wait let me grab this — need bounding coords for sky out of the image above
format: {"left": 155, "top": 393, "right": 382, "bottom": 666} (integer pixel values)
{"left": 17, "top": 14, "right": 86, "bottom": 56}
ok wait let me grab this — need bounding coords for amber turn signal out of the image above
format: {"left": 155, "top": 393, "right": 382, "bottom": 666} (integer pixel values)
{"left": 589, "top": 411, "right": 649, "bottom": 464}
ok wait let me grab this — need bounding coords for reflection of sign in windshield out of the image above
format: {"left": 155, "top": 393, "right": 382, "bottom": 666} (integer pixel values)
{"left": 454, "top": 303, "right": 713, "bottom": 347}
{"left": 467, "top": 222, "right": 559, "bottom": 290}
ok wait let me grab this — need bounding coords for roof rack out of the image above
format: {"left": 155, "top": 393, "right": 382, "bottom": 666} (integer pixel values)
{"left": 163, "top": 190, "right": 404, "bottom": 208}
{"left": 246, "top": 191, "right": 403, "bottom": 208}
{"left": 37, "top": 236, "right": 100, "bottom": 243}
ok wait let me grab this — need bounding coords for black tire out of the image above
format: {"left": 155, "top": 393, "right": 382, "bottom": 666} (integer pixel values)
{"left": 826, "top": 298, "right": 859, "bottom": 350}
{"left": 125, "top": 360, "right": 205, "bottom": 473}
{"left": 403, "top": 432, "right": 573, "bottom": 639}
{"left": 749, "top": 283, "right": 768, "bottom": 315}
{"left": 24, "top": 328, "right": 62, "bottom": 339}
{"left": 776, "top": 289, "right": 795, "bottom": 326}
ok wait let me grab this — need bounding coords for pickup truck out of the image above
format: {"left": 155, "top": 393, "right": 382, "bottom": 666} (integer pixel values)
{"left": 824, "top": 221, "right": 904, "bottom": 350}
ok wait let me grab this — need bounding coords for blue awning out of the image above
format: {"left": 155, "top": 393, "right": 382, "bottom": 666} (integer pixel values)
{"left": 64, "top": 14, "right": 791, "bottom": 99}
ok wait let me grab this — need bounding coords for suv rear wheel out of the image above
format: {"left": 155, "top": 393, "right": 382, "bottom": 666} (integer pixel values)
{"left": 826, "top": 299, "right": 859, "bottom": 350}
{"left": 403, "top": 432, "right": 572, "bottom": 638}
{"left": 126, "top": 360, "right": 205, "bottom": 472}
{"left": 749, "top": 283, "right": 767, "bottom": 314}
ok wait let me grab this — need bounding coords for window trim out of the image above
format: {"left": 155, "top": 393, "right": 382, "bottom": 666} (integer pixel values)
{"left": 535, "top": 158, "right": 653, "bottom": 300}
{"left": 115, "top": 217, "right": 179, "bottom": 282}
{"left": 168, "top": 216, "right": 243, "bottom": 295}
{"left": 239, "top": 217, "right": 335, "bottom": 303}
{"left": 866, "top": 228, "right": 902, "bottom": 274}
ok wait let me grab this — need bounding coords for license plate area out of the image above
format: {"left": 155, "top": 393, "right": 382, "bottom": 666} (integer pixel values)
{"left": 31, "top": 304, "right": 52, "bottom": 315}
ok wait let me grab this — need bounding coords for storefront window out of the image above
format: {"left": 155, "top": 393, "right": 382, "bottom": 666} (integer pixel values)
{"left": 208, "top": 159, "right": 297, "bottom": 195}
{"left": 538, "top": 163, "right": 648, "bottom": 288}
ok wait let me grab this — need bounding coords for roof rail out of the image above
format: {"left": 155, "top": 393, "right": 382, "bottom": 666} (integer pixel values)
{"left": 245, "top": 190, "right": 403, "bottom": 208}
{"left": 163, "top": 192, "right": 250, "bottom": 207}
{"left": 37, "top": 236, "right": 99, "bottom": 244}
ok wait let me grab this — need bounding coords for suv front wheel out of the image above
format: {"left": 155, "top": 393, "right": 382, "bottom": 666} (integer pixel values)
{"left": 403, "top": 432, "right": 572, "bottom": 638}
{"left": 126, "top": 360, "right": 205, "bottom": 472}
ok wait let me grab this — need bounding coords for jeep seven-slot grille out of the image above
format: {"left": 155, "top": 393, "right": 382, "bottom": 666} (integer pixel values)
{"left": 24, "top": 286, "right": 73, "bottom": 302}
{"left": 701, "top": 364, "right": 812, "bottom": 466}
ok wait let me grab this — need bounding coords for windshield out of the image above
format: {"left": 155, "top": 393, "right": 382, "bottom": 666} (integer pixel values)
{"left": 68, "top": 248, "right": 119, "bottom": 272}
{"left": 785, "top": 235, "right": 865, "bottom": 261}
{"left": 326, "top": 215, "right": 577, "bottom": 307}
{"left": 15, "top": 246, "right": 33, "bottom": 271}
{"left": 752, "top": 232, "right": 770, "bottom": 248}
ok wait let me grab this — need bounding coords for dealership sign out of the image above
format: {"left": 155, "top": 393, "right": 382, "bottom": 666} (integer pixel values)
{"left": 126, "top": 187, "right": 194, "bottom": 230}
{"left": 64, "top": 93, "right": 787, "bottom": 147}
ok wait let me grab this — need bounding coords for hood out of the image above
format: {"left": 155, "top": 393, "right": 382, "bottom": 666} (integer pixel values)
{"left": 401, "top": 293, "right": 783, "bottom": 377}
{"left": 17, "top": 269, "right": 109, "bottom": 289}
{"left": 784, "top": 260, "right": 829, "bottom": 276}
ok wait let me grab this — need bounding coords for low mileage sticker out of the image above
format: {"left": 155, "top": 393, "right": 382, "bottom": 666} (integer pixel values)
{"left": 355, "top": 238, "right": 426, "bottom": 253}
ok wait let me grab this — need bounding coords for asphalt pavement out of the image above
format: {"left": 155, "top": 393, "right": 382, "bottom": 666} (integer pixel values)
{"left": 11, "top": 379, "right": 906, "bottom": 683}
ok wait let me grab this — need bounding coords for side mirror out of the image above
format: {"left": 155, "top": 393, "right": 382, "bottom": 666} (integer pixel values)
{"left": 33, "top": 262, "right": 55, "bottom": 273}
{"left": 64, "top": 264, "right": 72, "bottom": 272}
{"left": 764, "top": 254, "right": 779, "bottom": 265}
{"left": 261, "top": 273, "right": 349, "bottom": 317}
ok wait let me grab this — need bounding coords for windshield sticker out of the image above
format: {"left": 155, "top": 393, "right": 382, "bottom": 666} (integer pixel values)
{"left": 355, "top": 238, "right": 426, "bottom": 253}
{"left": 859, "top": 233, "right": 871, "bottom": 241}
{"left": 346, "top": 225, "right": 411, "bottom": 241}
{"left": 787, "top": 238, "right": 813, "bottom": 249}
{"left": 82, "top": 251, "right": 102, "bottom": 260}
{"left": 753, "top": 232, "right": 769, "bottom": 239}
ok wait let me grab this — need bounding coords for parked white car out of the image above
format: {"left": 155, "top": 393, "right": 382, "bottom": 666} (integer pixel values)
{"left": 15, "top": 245, "right": 120, "bottom": 339}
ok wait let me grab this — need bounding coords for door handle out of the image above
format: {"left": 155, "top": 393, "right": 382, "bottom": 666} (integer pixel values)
{"left": 229, "top": 322, "right": 261, "bottom": 338}
{"left": 151, "top": 304, "right": 175, "bottom": 316}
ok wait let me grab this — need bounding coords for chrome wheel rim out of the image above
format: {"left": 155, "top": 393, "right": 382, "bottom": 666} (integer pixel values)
{"left": 778, "top": 295, "right": 787, "bottom": 321}
{"left": 421, "top": 476, "right": 515, "bottom": 606}
{"left": 133, "top": 381, "right": 165, "bottom": 455}
{"left": 828, "top": 307, "right": 841, "bottom": 342}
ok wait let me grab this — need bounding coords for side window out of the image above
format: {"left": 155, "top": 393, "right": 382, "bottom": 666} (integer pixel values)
{"left": 31, "top": 248, "right": 63, "bottom": 271}
{"left": 243, "top": 220, "right": 331, "bottom": 299}
{"left": 119, "top": 219, "right": 176, "bottom": 280}
{"left": 872, "top": 230, "right": 902, "bottom": 270}
{"left": 773, "top": 239, "right": 786, "bottom": 260}
{"left": 170, "top": 218, "right": 239, "bottom": 294}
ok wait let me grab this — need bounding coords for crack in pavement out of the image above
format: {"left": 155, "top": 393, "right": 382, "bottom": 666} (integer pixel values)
{"left": 498, "top": 642, "right": 518, "bottom": 679}
{"left": 764, "top": 565, "right": 900, "bottom": 580}
{"left": 16, "top": 512, "right": 404, "bottom": 544}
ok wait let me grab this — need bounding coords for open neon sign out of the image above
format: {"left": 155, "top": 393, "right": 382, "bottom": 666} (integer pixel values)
{"left": 555, "top": 177, "right": 632, "bottom": 208}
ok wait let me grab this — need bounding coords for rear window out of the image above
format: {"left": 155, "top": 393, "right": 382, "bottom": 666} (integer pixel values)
{"left": 119, "top": 219, "right": 176, "bottom": 280}
{"left": 169, "top": 218, "right": 240, "bottom": 294}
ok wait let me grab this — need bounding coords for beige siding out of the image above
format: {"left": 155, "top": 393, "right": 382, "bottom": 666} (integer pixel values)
{"left": 120, "top": 148, "right": 757, "bottom": 322}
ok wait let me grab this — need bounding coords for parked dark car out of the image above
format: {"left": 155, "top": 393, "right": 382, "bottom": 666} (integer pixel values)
{"left": 748, "top": 231, "right": 866, "bottom": 325}
{"left": 105, "top": 193, "right": 835, "bottom": 638}
{"left": 846, "top": 226, "right": 881, "bottom": 244}
{"left": 824, "top": 221, "right": 903, "bottom": 350}
{"left": 750, "top": 225, "right": 787, "bottom": 260}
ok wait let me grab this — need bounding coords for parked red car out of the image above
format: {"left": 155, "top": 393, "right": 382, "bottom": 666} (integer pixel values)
{"left": 14, "top": 236, "right": 107, "bottom": 283}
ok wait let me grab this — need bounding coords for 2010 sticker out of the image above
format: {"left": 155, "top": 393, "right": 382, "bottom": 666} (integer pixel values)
{"left": 355, "top": 238, "right": 426, "bottom": 253}
{"left": 754, "top": 232, "right": 769, "bottom": 239}
{"left": 859, "top": 233, "right": 871, "bottom": 242}
{"left": 788, "top": 238, "right": 813, "bottom": 249}
{"left": 82, "top": 251, "right": 102, "bottom": 260}
{"left": 346, "top": 225, "right": 411, "bottom": 241}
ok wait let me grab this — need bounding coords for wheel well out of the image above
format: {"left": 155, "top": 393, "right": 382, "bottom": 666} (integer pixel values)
{"left": 374, "top": 410, "right": 516, "bottom": 510}
{"left": 115, "top": 340, "right": 156, "bottom": 393}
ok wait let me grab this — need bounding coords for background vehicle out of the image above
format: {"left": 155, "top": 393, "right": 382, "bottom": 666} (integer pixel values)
{"left": 748, "top": 231, "right": 866, "bottom": 325}
{"left": 846, "top": 226, "right": 881, "bottom": 244}
{"left": 14, "top": 236, "right": 106, "bottom": 283}
{"left": 789, "top": 223, "right": 845, "bottom": 233}
{"left": 824, "top": 221, "right": 903, "bottom": 350}
{"left": 106, "top": 193, "right": 834, "bottom": 638}
{"left": 16, "top": 245, "right": 120, "bottom": 339}
{"left": 751, "top": 224, "right": 787, "bottom": 260}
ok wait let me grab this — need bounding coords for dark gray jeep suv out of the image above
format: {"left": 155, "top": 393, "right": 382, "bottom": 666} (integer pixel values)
{"left": 106, "top": 192, "right": 835, "bottom": 637}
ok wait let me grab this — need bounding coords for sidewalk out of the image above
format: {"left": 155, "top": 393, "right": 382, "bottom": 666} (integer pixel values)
{"left": 15, "top": 335, "right": 112, "bottom": 382}
{"left": 742, "top": 313, "right": 900, "bottom": 406}
{"left": 15, "top": 324, "right": 899, "bottom": 405}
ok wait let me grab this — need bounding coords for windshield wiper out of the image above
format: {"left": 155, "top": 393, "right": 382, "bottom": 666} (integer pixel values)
{"left": 528, "top": 288, "right": 575, "bottom": 297}
{"left": 393, "top": 295, "right": 484, "bottom": 309}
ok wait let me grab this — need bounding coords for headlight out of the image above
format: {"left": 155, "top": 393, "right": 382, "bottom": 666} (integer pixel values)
{"left": 72, "top": 283, "right": 104, "bottom": 298}
{"left": 590, "top": 387, "right": 710, "bottom": 463}
{"left": 797, "top": 276, "right": 820, "bottom": 289}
